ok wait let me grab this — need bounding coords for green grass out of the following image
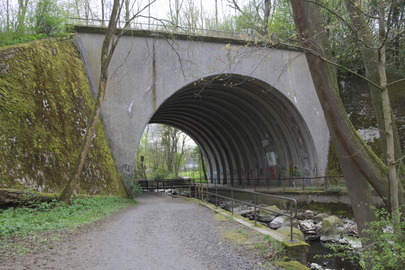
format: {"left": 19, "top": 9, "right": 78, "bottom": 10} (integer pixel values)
{"left": 180, "top": 171, "right": 204, "bottom": 178}
{"left": 235, "top": 228, "right": 247, "bottom": 235}
{"left": 0, "top": 196, "right": 136, "bottom": 238}
{"left": 0, "top": 32, "right": 72, "bottom": 47}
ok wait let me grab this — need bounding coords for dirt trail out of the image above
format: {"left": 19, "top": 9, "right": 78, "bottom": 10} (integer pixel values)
{"left": 1, "top": 192, "right": 277, "bottom": 270}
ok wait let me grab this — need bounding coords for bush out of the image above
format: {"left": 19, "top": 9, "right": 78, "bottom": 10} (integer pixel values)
{"left": 318, "top": 207, "right": 405, "bottom": 270}
{"left": 326, "top": 186, "right": 344, "bottom": 194}
{"left": 33, "top": 0, "right": 67, "bottom": 34}
{"left": 123, "top": 173, "right": 142, "bottom": 197}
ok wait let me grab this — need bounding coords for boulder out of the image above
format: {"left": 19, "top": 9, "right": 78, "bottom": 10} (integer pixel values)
{"left": 258, "top": 205, "right": 280, "bottom": 215}
{"left": 270, "top": 216, "right": 288, "bottom": 229}
{"left": 234, "top": 208, "right": 252, "bottom": 216}
{"left": 322, "top": 215, "right": 343, "bottom": 236}
{"left": 313, "top": 213, "right": 328, "bottom": 223}
{"left": 310, "top": 263, "right": 323, "bottom": 270}
{"left": 305, "top": 210, "right": 314, "bottom": 219}
{"left": 283, "top": 219, "right": 299, "bottom": 229}
{"left": 296, "top": 212, "right": 305, "bottom": 220}
{"left": 223, "top": 202, "right": 236, "bottom": 211}
{"left": 257, "top": 214, "right": 276, "bottom": 222}
{"left": 298, "top": 219, "right": 316, "bottom": 231}
{"left": 276, "top": 226, "right": 305, "bottom": 242}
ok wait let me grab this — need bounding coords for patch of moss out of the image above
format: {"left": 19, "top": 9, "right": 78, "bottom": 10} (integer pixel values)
{"left": 326, "top": 139, "right": 342, "bottom": 177}
{"left": 214, "top": 214, "right": 229, "bottom": 222}
{"left": 275, "top": 261, "right": 310, "bottom": 270}
{"left": 0, "top": 37, "right": 125, "bottom": 197}
{"left": 221, "top": 231, "right": 252, "bottom": 245}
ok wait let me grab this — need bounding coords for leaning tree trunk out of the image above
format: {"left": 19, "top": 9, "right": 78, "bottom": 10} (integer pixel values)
{"left": 345, "top": 0, "right": 401, "bottom": 231}
{"left": 289, "top": 1, "right": 386, "bottom": 267}
{"left": 344, "top": 0, "right": 403, "bottom": 170}
{"left": 289, "top": 0, "right": 405, "bottom": 215}
{"left": 59, "top": 0, "right": 121, "bottom": 204}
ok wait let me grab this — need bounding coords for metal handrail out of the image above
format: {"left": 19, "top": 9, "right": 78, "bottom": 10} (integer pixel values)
{"left": 68, "top": 17, "right": 261, "bottom": 40}
{"left": 212, "top": 175, "right": 343, "bottom": 191}
{"left": 204, "top": 185, "right": 298, "bottom": 242}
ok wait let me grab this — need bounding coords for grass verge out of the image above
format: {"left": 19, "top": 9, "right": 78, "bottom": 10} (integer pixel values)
{"left": 213, "top": 213, "right": 286, "bottom": 269}
{"left": 0, "top": 196, "right": 136, "bottom": 258}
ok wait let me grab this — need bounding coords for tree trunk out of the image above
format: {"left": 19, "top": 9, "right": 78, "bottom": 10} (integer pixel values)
{"left": 59, "top": 0, "right": 121, "bottom": 204}
{"left": 101, "top": 0, "right": 105, "bottom": 25}
{"left": 344, "top": 0, "right": 403, "bottom": 168}
{"left": 0, "top": 189, "right": 59, "bottom": 205}
{"left": 377, "top": 0, "right": 400, "bottom": 234}
{"left": 262, "top": 0, "right": 271, "bottom": 34}
{"left": 289, "top": 0, "right": 405, "bottom": 215}
{"left": 289, "top": 1, "right": 386, "bottom": 267}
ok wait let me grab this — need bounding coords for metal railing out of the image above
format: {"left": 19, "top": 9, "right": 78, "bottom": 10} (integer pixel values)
{"left": 141, "top": 179, "right": 298, "bottom": 241}
{"left": 204, "top": 185, "right": 298, "bottom": 242}
{"left": 68, "top": 18, "right": 263, "bottom": 41}
{"left": 138, "top": 179, "right": 191, "bottom": 191}
{"left": 211, "top": 175, "right": 343, "bottom": 192}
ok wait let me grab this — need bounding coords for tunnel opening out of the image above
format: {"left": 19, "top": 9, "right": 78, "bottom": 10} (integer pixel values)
{"left": 148, "top": 74, "right": 319, "bottom": 186}
{"left": 133, "top": 124, "right": 206, "bottom": 181}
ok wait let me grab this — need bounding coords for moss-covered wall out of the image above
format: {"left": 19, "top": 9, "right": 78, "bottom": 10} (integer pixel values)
{"left": 326, "top": 73, "right": 405, "bottom": 174}
{"left": 0, "top": 36, "right": 126, "bottom": 197}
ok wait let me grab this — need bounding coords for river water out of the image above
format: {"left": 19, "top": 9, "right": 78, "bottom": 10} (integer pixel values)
{"left": 306, "top": 240, "right": 362, "bottom": 270}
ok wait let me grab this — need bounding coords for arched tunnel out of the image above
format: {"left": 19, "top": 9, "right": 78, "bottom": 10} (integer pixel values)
{"left": 149, "top": 74, "right": 318, "bottom": 184}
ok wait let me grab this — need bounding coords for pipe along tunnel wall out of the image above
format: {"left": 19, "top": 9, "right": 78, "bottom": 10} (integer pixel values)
{"left": 74, "top": 27, "right": 330, "bottom": 184}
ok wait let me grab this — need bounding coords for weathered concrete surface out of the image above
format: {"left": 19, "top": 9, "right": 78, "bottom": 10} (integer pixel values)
{"left": 74, "top": 27, "right": 330, "bottom": 183}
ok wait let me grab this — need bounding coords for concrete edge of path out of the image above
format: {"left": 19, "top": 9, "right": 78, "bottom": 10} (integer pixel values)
{"left": 198, "top": 200, "right": 311, "bottom": 270}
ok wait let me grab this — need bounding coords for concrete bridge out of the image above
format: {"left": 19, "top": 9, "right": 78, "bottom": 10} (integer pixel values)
{"left": 73, "top": 26, "right": 330, "bottom": 184}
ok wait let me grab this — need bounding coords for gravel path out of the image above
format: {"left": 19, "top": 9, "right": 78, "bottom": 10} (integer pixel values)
{"left": 1, "top": 192, "right": 278, "bottom": 270}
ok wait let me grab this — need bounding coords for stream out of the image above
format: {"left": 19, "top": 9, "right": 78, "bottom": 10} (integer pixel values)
{"left": 306, "top": 240, "right": 362, "bottom": 270}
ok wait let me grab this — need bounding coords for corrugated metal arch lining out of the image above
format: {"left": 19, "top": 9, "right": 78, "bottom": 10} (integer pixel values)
{"left": 150, "top": 74, "right": 316, "bottom": 183}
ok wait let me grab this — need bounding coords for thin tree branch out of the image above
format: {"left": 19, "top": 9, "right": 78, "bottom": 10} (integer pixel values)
{"left": 283, "top": 42, "right": 384, "bottom": 91}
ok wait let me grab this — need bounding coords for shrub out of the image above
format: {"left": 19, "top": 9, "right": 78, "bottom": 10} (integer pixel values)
{"left": 33, "top": 0, "right": 67, "bottom": 34}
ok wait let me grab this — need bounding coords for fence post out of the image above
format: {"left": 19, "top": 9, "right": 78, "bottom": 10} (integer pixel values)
{"left": 254, "top": 178, "right": 256, "bottom": 192}
{"left": 283, "top": 178, "right": 285, "bottom": 193}
{"left": 215, "top": 186, "right": 218, "bottom": 208}
{"left": 188, "top": 179, "right": 191, "bottom": 198}
{"left": 290, "top": 200, "right": 293, "bottom": 242}
{"left": 254, "top": 193, "right": 257, "bottom": 226}
{"left": 231, "top": 189, "right": 234, "bottom": 215}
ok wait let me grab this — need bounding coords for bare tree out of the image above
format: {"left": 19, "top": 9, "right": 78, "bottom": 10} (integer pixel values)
{"left": 290, "top": 0, "right": 405, "bottom": 266}
{"left": 59, "top": 0, "right": 156, "bottom": 204}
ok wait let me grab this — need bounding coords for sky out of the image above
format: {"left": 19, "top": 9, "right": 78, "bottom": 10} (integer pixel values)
{"left": 134, "top": 0, "right": 239, "bottom": 26}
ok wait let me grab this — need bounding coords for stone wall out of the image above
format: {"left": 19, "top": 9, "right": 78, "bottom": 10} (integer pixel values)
{"left": 326, "top": 73, "right": 405, "bottom": 174}
{"left": 0, "top": 36, "right": 126, "bottom": 197}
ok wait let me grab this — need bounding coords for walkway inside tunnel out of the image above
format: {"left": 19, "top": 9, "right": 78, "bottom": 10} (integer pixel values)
{"left": 148, "top": 74, "right": 319, "bottom": 185}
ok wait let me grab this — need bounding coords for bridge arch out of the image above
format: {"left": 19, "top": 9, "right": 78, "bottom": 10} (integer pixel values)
{"left": 74, "top": 28, "right": 329, "bottom": 180}
{"left": 150, "top": 74, "right": 318, "bottom": 183}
